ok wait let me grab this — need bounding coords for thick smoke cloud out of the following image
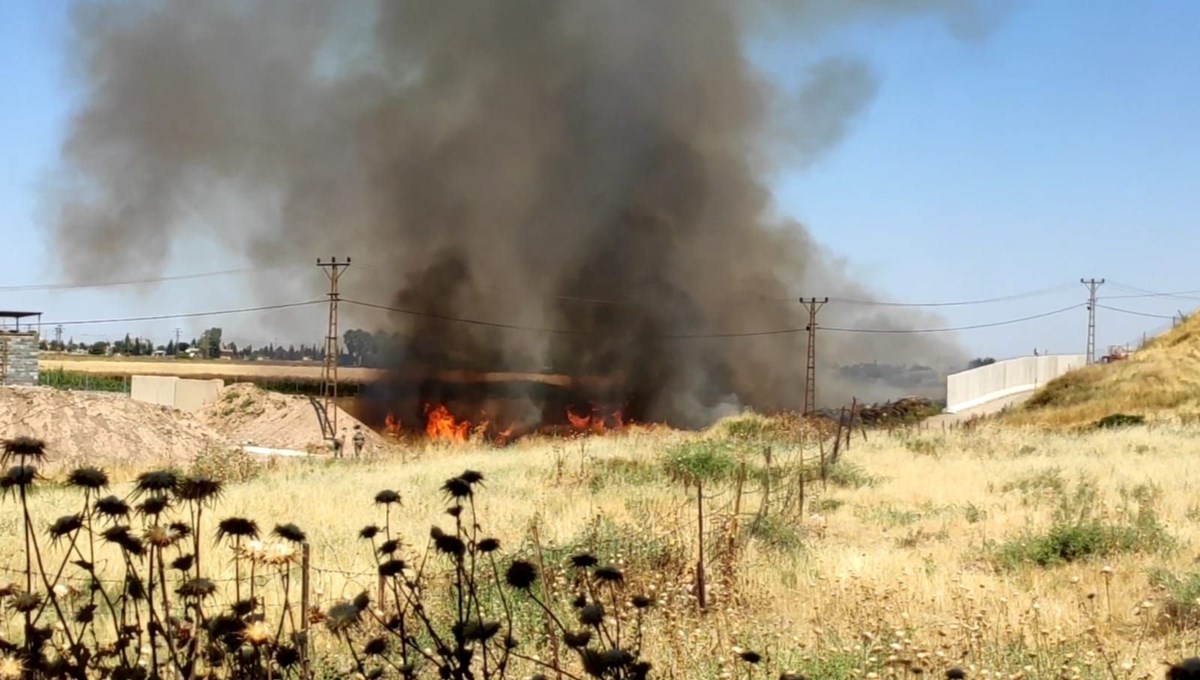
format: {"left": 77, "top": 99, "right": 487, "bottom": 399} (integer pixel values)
{"left": 48, "top": 0, "right": 989, "bottom": 424}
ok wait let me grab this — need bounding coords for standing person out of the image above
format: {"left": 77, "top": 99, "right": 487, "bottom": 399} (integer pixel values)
{"left": 353, "top": 424, "right": 366, "bottom": 458}
{"left": 332, "top": 428, "right": 346, "bottom": 459}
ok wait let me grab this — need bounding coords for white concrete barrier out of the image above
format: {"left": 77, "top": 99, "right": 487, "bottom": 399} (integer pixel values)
{"left": 131, "top": 375, "right": 224, "bottom": 413}
{"left": 945, "top": 355, "right": 1086, "bottom": 413}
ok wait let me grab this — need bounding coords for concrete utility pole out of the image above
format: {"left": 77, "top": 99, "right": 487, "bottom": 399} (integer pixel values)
{"left": 318, "top": 257, "right": 351, "bottom": 438}
{"left": 1081, "top": 278, "right": 1105, "bottom": 365}
{"left": 54, "top": 325, "right": 63, "bottom": 351}
{"left": 800, "top": 297, "right": 829, "bottom": 416}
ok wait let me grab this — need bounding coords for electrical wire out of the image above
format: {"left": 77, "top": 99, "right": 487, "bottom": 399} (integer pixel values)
{"left": 822, "top": 303, "right": 1087, "bottom": 334}
{"left": 44, "top": 300, "right": 324, "bottom": 328}
{"left": 344, "top": 298, "right": 1086, "bottom": 339}
{"left": 1095, "top": 304, "right": 1177, "bottom": 320}
{"left": 825, "top": 282, "right": 1079, "bottom": 308}
{"left": 1103, "top": 281, "right": 1200, "bottom": 302}
{"left": 0, "top": 265, "right": 301, "bottom": 293}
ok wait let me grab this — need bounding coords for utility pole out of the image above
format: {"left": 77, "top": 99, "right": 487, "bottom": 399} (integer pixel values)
{"left": 54, "top": 325, "right": 63, "bottom": 352}
{"left": 1081, "top": 278, "right": 1104, "bottom": 365}
{"left": 318, "top": 257, "right": 351, "bottom": 439}
{"left": 800, "top": 297, "right": 829, "bottom": 416}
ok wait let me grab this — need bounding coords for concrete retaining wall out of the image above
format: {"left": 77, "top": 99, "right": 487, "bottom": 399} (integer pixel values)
{"left": 131, "top": 375, "right": 224, "bottom": 413}
{"left": 946, "top": 354, "right": 1086, "bottom": 413}
{"left": 0, "top": 332, "right": 40, "bottom": 386}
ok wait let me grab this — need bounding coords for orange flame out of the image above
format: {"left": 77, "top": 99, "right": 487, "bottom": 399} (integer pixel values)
{"left": 566, "top": 406, "right": 591, "bottom": 430}
{"left": 425, "top": 404, "right": 470, "bottom": 442}
{"left": 383, "top": 412, "right": 402, "bottom": 437}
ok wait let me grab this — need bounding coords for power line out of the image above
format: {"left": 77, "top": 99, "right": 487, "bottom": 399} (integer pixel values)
{"left": 344, "top": 297, "right": 1086, "bottom": 339}
{"left": 1103, "top": 282, "right": 1200, "bottom": 302}
{"left": 822, "top": 303, "right": 1087, "bottom": 334}
{"left": 1096, "top": 304, "right": 1177, "bottom": 320}
{"left": 0, "top": 265, "right": 300, "bottom": 293}
{"left": 826, "top": 282, "right": 1078, "bottom": 308}
{"left": 44, "top": 300, "right": 324, "bottom": 328}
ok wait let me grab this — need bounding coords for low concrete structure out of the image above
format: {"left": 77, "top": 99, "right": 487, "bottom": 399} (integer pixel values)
{"left": 0, "top": 311, "right": 41, "bottom": 387}
{"left": 131, "top": 375, "right": 224, "bottom": 413}
{"left": 945, "top": 354, "right": 1086, "bottom": 414}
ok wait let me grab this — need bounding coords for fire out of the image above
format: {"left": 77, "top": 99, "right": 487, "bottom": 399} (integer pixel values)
{"left": 424, "top": 403, "right": 471, "bottom": 442}
{"left": 383, "top": 412, "right": 403, "bottom": 437}
{"left": 566, "top": 404, "right": 625, "bottom": 434}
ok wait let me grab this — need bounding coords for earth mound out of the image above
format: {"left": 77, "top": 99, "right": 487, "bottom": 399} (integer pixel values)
{"left": 0, "top": 386, "right": 232, "bottom": 473}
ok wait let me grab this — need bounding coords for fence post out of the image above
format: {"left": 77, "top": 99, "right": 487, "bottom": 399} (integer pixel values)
{"left": 301, "top": 542, "right": 312, "bottom": 680}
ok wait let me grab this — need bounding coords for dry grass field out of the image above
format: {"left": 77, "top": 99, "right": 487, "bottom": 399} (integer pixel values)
{"left": 7, "top": 417, "right": 1200, "bottom": 678}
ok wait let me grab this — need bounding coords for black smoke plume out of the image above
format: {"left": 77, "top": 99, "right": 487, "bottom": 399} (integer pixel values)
{"left": 48, "top": 0, "right": 992, "bottom": 425}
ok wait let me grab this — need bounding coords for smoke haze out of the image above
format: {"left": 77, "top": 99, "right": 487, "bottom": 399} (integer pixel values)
{"left": 47, "top": 0, "right": 993, "bottom": 424}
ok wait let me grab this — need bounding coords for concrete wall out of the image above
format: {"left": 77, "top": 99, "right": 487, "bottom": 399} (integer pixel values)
{"left": 0, "top": 332, "right": 40, "bottom": 386}
{"left": 131, "top": 375, "right": 224, "bottom": 412}
{"left": 946, "top": 354, "right": 1086, "bottom": 413}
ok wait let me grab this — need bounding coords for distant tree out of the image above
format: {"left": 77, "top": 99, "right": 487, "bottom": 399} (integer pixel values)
{"left": 89, "top": 341, "right": 110, "bottom": 356}
{"left": 967, "top": 357, "right": 996, "bottom": 370}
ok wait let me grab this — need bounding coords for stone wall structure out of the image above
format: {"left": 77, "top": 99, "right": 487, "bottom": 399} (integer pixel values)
{"left": 0, "top": 332, "right": 40, "bottom": 386}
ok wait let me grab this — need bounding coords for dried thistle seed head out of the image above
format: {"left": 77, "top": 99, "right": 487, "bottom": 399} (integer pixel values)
{"left": 0, "top": 654, "right": 25, "bottom": 680}
{"left": 95, "top": 495, "right": 129, "bottom": 519}
{"left": 378, "top": 539, "right": 401, "bottom": 555}
{"left": 739, "top": 651, "right": 763, "bottom": 664}
{"left": 364, "top": 637, "right": 388, "bottom": 656}
{"left": 505, "top": 560, "right": 538, "bottom": 590}
{"left": 1167, "top": 658, "right": 1200, "bottom": 680}
{"left": 74, "top": 604, "right": 97, "bottom": 624}
{"left": 66, "top": 467, "right": 108, "bottom": 490}
{"left": 570, "top": 553, "right": 599, "bottom": 569}
{"left": 325, "top": 602, "right": 362, "bottom": 634}
{"left": 594, "top": 565, "right": 624, "bottom": 584}
{"left": 433, "top": 532, "right": 466, "bottom": 558}
{"left": 445, "top": 506, "right": 463, "bottom": 517}
{"left": 11, "top": 592, "right": 42, "bottom": 614}
{"left": 465, "top": 621, "right": 502, "bottom": 642}
{"left": 137, "top": 496, "right": 171, "bottom": 517}
{"left": 144, "top": 524, "right": 180, "bottom": 548}
{"left": 242, "top": 621, "right": 273, "bottom": 646}
{"left": 272, "top": 523, "right": 306, "bottom": 544}
{"left": 274, "top": 646, "right": 300, "bottom": 668}
{"left": 632, "top": 595, "right": 655, "bottom": 610}
{"left": 48, "top": 514, "right": 83, "bottom": 541}
{"left": 1, "top": 465, "right": 38, "bottom": 494}
{"left": 134, "top": 469, "right": 179, "bottom": 496}
{"left": 171, "top": 554, "right": 195, "bottom": 573}
{"left": 579, "top": 603, "right": 605, "bottom": 627}
{"left": 177, "top": 578, "right": 218, "bottom": 601}
{"left": 217, "top": 517, "right": 260, "bottom": 542}
{"left": 477, "top": 537, "right": 500, "bottom": 553}
{"left": 231, "top": 598, "right": 258, "bottom": 617}
{"left": 945, "top": 668, "right": 967, "bottom": 679}
{"left": 458, "top": 470, "right": 485, "bottom": 486}
{"left": 266, "top": 541, "right": 298, "bottom": 565}
{"left": 359, "top": 524, "right": 381, "bottom": 540}
{"left": 441, "top": 476, "right": 473, "bottom": 500}
{"left": 378, "top": 559, "right": 407, "bottom": 578}
{"left": 353, "top": 591, "right": 371, "bottom": 612}
{"left": 3, "top": 436, "right": 46, "bottom": 460}
{"left": 176, "top": 475, "right": 223, "bottom": 503}
{"left": 564, "top": 630, "right": 592, "bottom": 648}
{"left": 601, "top": 649, "right": 635, "bottom": 670}
{"left": 374, "top": 490, "right": 401, "bottom": 506}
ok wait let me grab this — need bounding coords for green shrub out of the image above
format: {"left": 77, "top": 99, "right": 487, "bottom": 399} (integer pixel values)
{"left": 1149, "top": 568, "right": 1200, "bottom": 628}
{"left": 586, "top": 456, "right": 660, "bottom": 491}
{"left": 188, "top": 447, "right": 263, "bottom": 483}
{"left": 826, "top": 460, "right": 881, "bottom": 489}
{"left": 1094, "top": 413, "right": 1146, "bottom": 429}
{"left": 747, "top": 514, "right": 805, "bottom": 552}
{"left": 664, "top": 439, "right": 738, "bottom": 486}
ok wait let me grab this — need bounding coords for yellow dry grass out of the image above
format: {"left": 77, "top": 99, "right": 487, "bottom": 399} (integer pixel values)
{"left": 7, "top": 423, "right": 1200, "bottom": 677}
{"left": 1006, "top": 312, "right": 1200, "bottom": 428}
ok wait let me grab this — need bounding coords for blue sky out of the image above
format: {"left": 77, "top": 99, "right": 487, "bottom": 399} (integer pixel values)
{"left": 1, "top": 1, "right": 1198, "bottom": 359}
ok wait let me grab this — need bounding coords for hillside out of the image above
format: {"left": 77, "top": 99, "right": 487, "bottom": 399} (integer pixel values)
{"left": 1006, "top": 313, "right": 1200, "bottom": 427}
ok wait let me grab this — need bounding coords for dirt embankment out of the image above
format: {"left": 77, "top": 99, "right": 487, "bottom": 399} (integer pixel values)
{"left": 0, "top": 386, "right": 232, "bottom": 473}
{"left": 195, "top": 383, "right": 386, "bottom": 454}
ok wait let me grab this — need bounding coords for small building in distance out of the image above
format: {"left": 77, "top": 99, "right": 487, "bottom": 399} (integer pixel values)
{"left": 0, "top": 311, "right": 42, "bottom": 387}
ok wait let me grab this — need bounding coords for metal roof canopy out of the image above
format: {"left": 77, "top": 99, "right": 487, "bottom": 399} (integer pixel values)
{"left": 0, "top": 311, "right": 42, "bottom": 333}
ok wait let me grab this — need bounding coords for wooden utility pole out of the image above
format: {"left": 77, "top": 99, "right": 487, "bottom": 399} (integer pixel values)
{"left": 1081, "top": 278, "right": 1104, "bottom": 364}
{"left": 318, "top": 257, "right": 351, "bottom": 439}
{"left": 800, "top": 297, "right": 828, "bottom": 415}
